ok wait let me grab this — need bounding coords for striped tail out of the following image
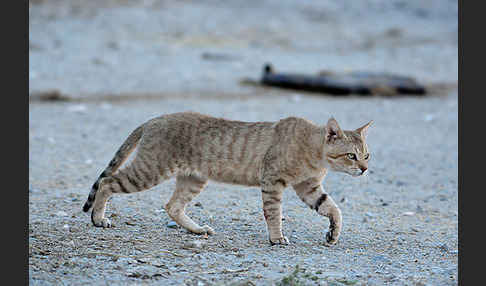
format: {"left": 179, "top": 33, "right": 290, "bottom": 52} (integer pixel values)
{"left": 82, "top": 124, "right": 144, "bottom": 212}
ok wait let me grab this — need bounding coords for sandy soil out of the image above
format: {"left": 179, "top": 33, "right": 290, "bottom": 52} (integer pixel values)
{"left": 29, "top": 1, "right": 458, "bottom": 285}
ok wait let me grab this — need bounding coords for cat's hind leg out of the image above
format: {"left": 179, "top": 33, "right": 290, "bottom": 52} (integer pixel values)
{"left": 91, "top": 154, "right": 167, "bottom": 228}
{"left": 165, "top": 174, "right": 214, "bottom": 235}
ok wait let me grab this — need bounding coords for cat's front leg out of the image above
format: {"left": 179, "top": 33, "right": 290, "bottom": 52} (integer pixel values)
{"left": 293, "top": 178, "right": 342, "bottom": 246}
{"left": 260, "top": 179, "right": 288, "bottom": 245}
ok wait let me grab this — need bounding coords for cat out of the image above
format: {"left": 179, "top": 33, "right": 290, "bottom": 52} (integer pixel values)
{"left": 82, "top": 111, "right": 372, "bottom": 246}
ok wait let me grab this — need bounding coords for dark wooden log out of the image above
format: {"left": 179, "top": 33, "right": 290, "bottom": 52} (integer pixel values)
{"left": 260, "top": 64, "right": 426, "bottom": 96}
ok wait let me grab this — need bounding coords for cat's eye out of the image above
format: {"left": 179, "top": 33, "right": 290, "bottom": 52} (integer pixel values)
{"left": 346, "top": 153, "right": 357, "bottom": 160}
{"left": 364, "top": 153, "right": 370, "bottom": 160}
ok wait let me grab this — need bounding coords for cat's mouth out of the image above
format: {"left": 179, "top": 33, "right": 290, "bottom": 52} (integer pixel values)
{"left": 350, "top": 169, "right": 365, "bottom": 177}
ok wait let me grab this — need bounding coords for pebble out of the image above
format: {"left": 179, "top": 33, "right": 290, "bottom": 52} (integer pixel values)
{"left": 56, "top": 211, "right": 68, "bottom": 217}
{"left": 438, "top": 244, "right": 449, "bottom": 252}
{"left": 365, "top": 212, "right": 376, "bottom": 218}
{"left": 396, "top": 181, "right": 407, "bottom": 187}
{"left": 166, "top": 221, "right": 178, "bottom": 228}
{"left": 185, "top": 240, "right": 206, "bottom": 249}
{"left": 67, "top": 105, "right": 87, "bottom": 113}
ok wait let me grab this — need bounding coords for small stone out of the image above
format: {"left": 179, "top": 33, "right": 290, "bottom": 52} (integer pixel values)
{"left": 166, "top": 221, "right": 178, "bottom": 228}
{"left": 340, "top": 197, "right": 347, "bottom": 203}
{"left": 194, "top": 202, "right": 203, "bottom": 208}
{"left": 396, "top": 181, "right": 407, "bottom": 187}
{"left": 402, "top": 212, "right": 415, "bottom": 216}
{"left": 67, "top": 105, "right": 87, "bottom": 113}
{"left": 56, "top": 211, "right": 68, "bottom": 217}
{"left": 438, "top": 244, "right": 449, "bottom": 252}
{"left": 126, "top": 272, "right": 142, "bottom": 278}
{"left": 62, "top": 224, "right": 70, "bottom": 231}
{"left": 185, "top": 240, "right": 205, "bottom": 249}
{"left": 365, "top": 212, "right": 375, "bottom": 218}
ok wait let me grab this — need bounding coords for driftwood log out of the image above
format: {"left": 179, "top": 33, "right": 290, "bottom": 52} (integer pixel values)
{"left": 260, "top": 64, "right": 426, "bottom": 96}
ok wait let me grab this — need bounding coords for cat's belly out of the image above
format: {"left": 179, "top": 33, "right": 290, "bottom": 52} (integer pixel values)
{"left": 203, "top": 164, "right": 261, "bottom": 187}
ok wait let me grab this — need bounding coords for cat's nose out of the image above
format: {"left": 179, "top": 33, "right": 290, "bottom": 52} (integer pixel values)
{"left": 360, "top": 166, "right": 368, "bottom": 174}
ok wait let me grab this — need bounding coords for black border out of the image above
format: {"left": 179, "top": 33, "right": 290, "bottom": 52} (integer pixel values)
{"left": 8, "top": 0, "right": 28, "bottom": 284}
{"left": 459, "top": 0, "right": 482, "bottom": 285}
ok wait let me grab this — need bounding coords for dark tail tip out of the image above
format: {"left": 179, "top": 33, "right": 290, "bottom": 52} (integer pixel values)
{"left": 83, "top": 201, "right": 92, "bottom": 212}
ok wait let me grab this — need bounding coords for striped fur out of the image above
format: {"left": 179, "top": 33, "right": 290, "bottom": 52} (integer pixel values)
{"left": 82, "top": 124, "right": 144, "bottom": 213}
{"left": 83, "top": 112, "right": 372, "bottom": 246}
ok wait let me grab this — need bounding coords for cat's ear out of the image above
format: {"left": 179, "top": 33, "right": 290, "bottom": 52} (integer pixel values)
{"left": 356, "top": 120, "right": 373, "bottom": 138}
{"left": 326, "top": 117, "right": 344, "bottom": 142}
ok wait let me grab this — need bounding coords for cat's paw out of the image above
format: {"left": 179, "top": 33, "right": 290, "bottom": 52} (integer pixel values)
{"left": 324, "top": 230, "right": 338, "bottom": 246}
{"left": 269, "top": 236, "right": 290, "bottom": 245}
{"left": 201, "top": 225, "right": 215, "bottom": 235}
{"left": 92, "top": 217, "right": 112, "bottom": 228}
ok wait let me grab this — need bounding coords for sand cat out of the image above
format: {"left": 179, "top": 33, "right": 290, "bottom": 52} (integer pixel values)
{"left": 82, "top": 112, "right": 372, "bottom": 246}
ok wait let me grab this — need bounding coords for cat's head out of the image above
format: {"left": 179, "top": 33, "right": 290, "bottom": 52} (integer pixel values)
{"left": 323, "top": 118, "right": 373, "bottom": 177}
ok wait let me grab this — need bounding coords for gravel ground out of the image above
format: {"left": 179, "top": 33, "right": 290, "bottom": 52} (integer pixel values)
{"left": 29, "top": 1, "right": 458, "bottom": 285}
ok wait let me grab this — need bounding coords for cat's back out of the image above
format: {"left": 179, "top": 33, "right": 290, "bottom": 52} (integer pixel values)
{"left": 150, "top": 111, "right": 274, "bottom": 132}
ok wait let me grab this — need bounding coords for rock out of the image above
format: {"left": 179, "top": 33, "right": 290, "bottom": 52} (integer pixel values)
{"left": 416, "top": 205, "right": 424, "bottom": 213}
{"left": 365, "top": 212, "right": 375, "bottom": 218}
{"left": 185, "top": 240, "right": 206, "bottom": 249}
{"left": 56, "top": 211, "right": 68, "bottom": 217}
{"left": 166, "top": 221, "right": 178, "bottom": 228}
{"left": 194, "top": 202, "right": 203, "bottom": 208}
{"left": 396, "top": 181, "right": 407, "bottom": 187}
{"left": 67, "top": 105, "right": 87, "bottom": 113}
{"left": 438, "top": 244, "right": 449, "bottom": 252}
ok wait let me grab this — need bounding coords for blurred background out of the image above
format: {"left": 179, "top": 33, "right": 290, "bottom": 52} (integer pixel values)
{"left": 29, "top": 0, "right": 457, "bottom": 98}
